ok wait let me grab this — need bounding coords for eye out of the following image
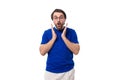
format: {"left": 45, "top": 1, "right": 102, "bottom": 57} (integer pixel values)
{"left": 53, "top": 17, "right": 58, "bottom": 19}
{"left": 60, "top": 16, "right": 63, "bottom": 19}
{"left": 59, "top": 16, "right": 64, "bottom": 19}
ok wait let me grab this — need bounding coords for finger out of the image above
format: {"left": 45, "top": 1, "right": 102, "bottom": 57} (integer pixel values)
{"left": 65, "top": 23, "right": 68, "bottom": 27}
{"left": 64, "top": 23, "right": 68, "bottom": 30}
{"left": 63, "top": 26, "right": 67, "bottom": 33}
{"left": 51, "top": 24, "right": 54, "bottom": 31}
{"left": 51, "top": 24, "right": 53, "bottom": 28}
{"left": 63, "top": 23, "right": 68, "bottom": 30}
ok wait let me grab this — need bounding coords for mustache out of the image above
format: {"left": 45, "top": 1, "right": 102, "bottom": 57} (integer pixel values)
{"left": 57, "top": 23, "right": 61, "bottom": 25}
{"left": 57, "top": 21, "right": 61, "bottom": 24}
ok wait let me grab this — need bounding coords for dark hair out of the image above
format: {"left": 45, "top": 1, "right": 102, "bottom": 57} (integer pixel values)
{"left": 51, "top": 9, "right": 67, "bottom": 20}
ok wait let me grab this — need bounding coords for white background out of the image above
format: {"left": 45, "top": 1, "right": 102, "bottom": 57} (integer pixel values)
{"left": 0, "top": 0, "right": 120, "bottom": 80}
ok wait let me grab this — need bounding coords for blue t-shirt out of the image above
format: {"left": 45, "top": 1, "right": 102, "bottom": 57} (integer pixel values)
{"left": 41, "top": 27, "right": 79, "bottom": 73}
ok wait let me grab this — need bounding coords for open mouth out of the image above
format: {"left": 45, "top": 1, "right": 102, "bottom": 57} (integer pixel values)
{"left": 57, "top": 23, "right": 61, "bottom": 25}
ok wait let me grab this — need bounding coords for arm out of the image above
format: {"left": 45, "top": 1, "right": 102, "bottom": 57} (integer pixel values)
{"left": 39, "top": 38, "right": 56, "bottom": 56}
{"left": 61, "top": 27, "right": 80, "bottom": 55}
{"left": 39, "top": 26, "right": 57, "bottom": 56}
{"left": 62, "top": 36, "right": 80, "bottom": 55}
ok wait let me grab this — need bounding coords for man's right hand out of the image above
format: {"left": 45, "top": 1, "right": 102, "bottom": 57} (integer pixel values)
{"left": 51, "top": 24, "right": 57, "bottom": 40}
{"left": 39, "top": 24, "right": 57, "bottom": 56}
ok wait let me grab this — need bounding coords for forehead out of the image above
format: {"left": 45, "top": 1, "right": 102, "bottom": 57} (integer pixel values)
{"left": 53, "top": 12, "right": 64, "bottom": 17}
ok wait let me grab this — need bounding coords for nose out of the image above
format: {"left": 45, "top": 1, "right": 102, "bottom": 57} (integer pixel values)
{"left": 57, "top": 18, "right": 60, "bottom": 21}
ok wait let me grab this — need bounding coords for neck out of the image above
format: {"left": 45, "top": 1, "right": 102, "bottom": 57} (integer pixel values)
{"left": 55, "top": 26, "right": 64, "bottom": 30}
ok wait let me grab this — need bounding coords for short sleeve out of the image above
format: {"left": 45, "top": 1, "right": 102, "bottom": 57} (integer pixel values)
{"left": 41, "top": 31, "right": 49, "bottom": 44}
{"left": 70, "top": 30, "right": 79, "bottom": 43}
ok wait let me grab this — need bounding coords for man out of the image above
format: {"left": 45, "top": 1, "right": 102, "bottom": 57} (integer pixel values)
{"left": 39, "top": 9, "right": 80, "bottom": 80}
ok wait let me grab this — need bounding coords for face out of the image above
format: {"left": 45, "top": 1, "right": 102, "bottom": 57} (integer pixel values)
{"left": 53, "top": 12, "right": 66, "bottom": 30}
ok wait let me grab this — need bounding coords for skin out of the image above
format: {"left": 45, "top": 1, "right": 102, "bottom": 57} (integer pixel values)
{"left": 39, "top": 12, "right": 80, "bottom": 56}
{"left": 52, "top": 12, "right": 66, "bottom": 30}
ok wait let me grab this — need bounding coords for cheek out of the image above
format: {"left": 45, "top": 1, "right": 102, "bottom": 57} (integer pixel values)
{"left": 61, "top": 19, "right": 65, "bottom": 23}
{"left": 53, "top": 20, "right": 57, "bottom": 24}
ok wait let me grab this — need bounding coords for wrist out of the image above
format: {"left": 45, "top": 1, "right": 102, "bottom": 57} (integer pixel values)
{"left": 52, "top": 37, "right": 56, "bottom": 41}
{"left": 62, "top": 36, "right": 66, "bottom": 40}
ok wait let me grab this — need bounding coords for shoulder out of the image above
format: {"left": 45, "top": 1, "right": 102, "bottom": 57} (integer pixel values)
{"left": 42, "top": 28, "right": 52, "bottom": 39}
{"left": 66, "top": 27, "right": 78, "bottom": 37}
{"left": 67, "top": 27, "right": 76, "bottom": 33}
{"left": 42, "top": 28, "right": 52, "bottom": 37}
{"left": 45, "top": 28, "right": 51, "bottom": 32}
{"left": 44, "top": 28, "right": 51, "bottom": 34}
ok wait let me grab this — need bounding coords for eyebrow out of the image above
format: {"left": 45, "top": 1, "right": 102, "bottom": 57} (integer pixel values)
{"left": 53, "top": 15, "right": 64, "bottom": 17}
